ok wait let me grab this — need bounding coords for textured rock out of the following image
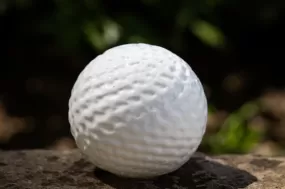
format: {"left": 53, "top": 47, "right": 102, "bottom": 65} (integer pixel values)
{"left": 0, "top": 150, "right": 284, "bottom": 189}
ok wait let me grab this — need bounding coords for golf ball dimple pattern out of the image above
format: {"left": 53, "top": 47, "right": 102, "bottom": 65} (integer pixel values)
{"left": 68, "top": 43, "right": 208, "bottom": 178}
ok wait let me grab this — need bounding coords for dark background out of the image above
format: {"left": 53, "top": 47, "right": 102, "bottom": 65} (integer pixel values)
{"left": 1, "top": 0, "right": 285, "bottom": 155}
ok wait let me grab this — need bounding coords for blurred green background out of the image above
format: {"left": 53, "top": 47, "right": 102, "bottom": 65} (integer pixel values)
{"left": 1, "top": 0, "right": 285, "bottom": 155}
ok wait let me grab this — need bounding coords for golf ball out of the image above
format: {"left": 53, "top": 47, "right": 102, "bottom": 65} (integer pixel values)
{"left": 68, "top": 43, "right": 208, "bottom": 178}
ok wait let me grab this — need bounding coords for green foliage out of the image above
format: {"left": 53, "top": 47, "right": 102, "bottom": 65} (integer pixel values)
{"left": 191, "top": 20, "right": 226, "bottom": 48}
{"left": 0, "top": 0, "right": 229, "bottom": 52}
{"left": 203, "top": 101, "right": 264, "bottom": 154}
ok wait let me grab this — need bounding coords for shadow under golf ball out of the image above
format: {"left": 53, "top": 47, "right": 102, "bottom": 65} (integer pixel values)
{"left": 93, "top": 153, "right": 258, "bottom": 189}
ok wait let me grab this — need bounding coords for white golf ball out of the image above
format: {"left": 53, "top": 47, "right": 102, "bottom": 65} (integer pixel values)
{"left": 68, "top": 43, "right": 208, "bottom": 178}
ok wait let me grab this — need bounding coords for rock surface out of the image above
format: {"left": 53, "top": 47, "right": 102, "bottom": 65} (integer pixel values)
{"left": 0, "top": 150, "right": 285, "bottom": 189}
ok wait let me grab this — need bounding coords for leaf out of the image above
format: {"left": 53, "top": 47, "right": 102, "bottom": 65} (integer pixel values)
{"left": 191, "top": 20, "right": 226, "bottom": 48}
{"left": 83, "top": 19, "right": 121, "bottom": 51}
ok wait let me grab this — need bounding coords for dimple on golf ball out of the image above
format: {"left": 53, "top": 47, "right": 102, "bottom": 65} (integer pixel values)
{"left": 68, "top": 43, "right": 208, "bottom": 178}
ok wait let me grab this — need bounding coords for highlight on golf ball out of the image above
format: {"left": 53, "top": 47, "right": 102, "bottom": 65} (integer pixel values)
{"left": 68, "top": 43, "right": 208, "bottom": 178}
